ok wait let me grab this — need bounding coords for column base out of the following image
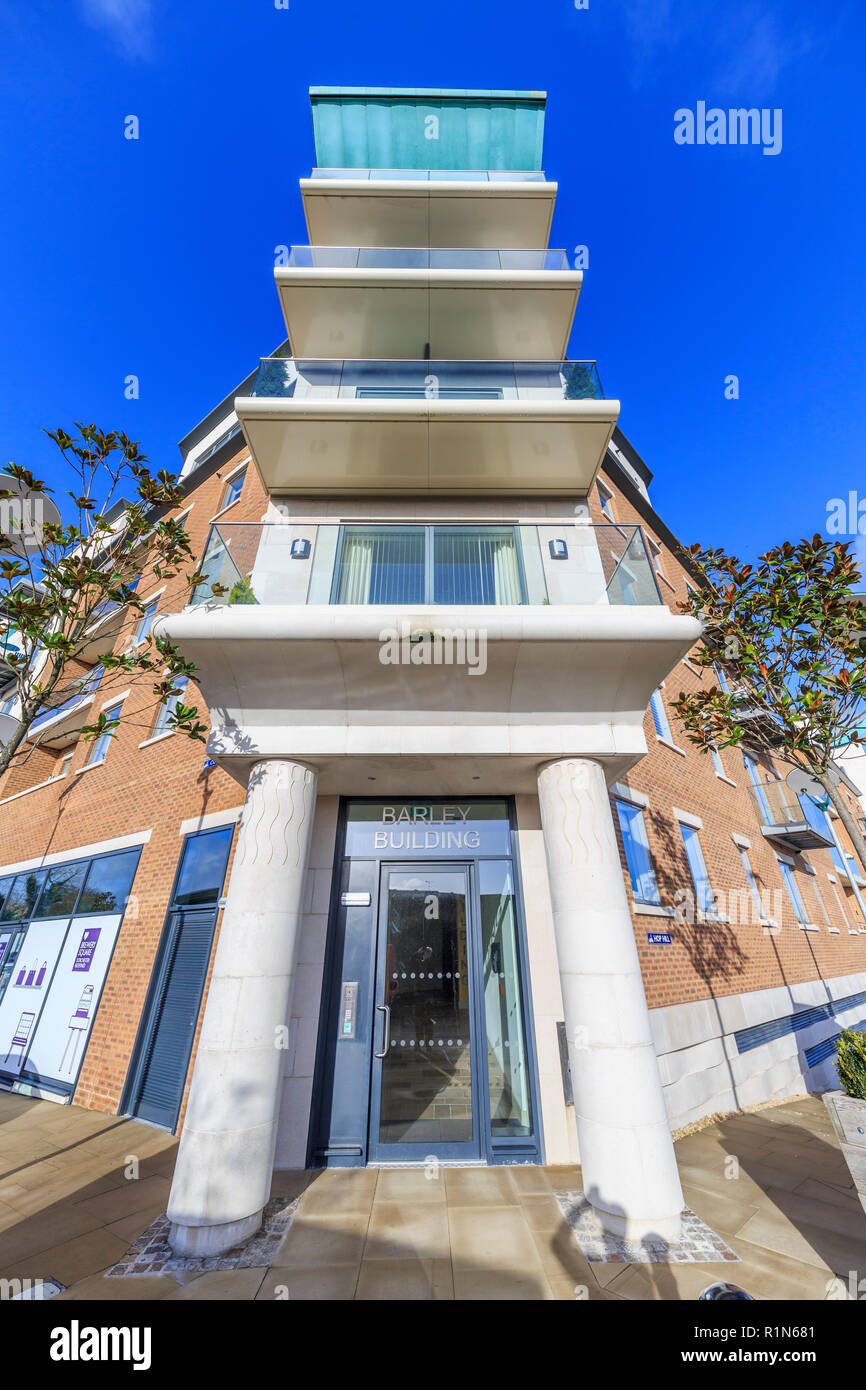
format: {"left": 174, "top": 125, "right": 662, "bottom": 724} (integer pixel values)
{"left": 593, "top": 1203, "right": 683, "bottom": 1244}
{"left": 168, "top": 1210, "right": 263, "bottom": 1259}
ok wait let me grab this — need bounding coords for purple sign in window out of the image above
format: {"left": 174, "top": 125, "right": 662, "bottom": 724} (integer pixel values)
{"left": 72, "top": 928, "right": 101, "bottom": 973}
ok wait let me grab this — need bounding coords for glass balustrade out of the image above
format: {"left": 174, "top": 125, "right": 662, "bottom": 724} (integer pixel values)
{"left": 189, "top": 522, "right": 662, "bottom": 610}
{"left": 283, "top": 246, "right": 570, "bottom": 270}
{"left": 308, "top": 169, "right": 548, "bottom": 182}
{"left": 249, "top": 358, "right": 604, "bottom": 401}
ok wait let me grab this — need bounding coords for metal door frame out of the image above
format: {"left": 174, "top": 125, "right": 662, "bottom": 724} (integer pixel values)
{"left": 367, "top": 860, "right": 486, "bottom": 1164}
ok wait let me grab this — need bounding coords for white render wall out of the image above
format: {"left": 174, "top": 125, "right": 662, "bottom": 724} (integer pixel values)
{"left": 651, "top": 969, "right": 866, "bottom": 1130}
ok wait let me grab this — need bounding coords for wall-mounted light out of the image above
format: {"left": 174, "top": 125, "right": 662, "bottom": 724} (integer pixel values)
{"left": 291, "top": 538, "right": 311, "bottom": 559}
{"left": 549, "top": 538, "right": 568, "bottom": 560}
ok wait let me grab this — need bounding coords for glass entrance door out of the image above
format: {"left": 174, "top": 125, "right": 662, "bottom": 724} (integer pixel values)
{"left": 368, "top": 865, "right": 481, "bottom": 1162}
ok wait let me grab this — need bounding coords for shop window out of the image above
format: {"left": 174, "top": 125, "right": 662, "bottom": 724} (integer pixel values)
{"left": 1, "top": 870, "right": 48, "bottom": 922}
{"left": 78, "top": 849, "right": 140, "bottom": 915}
{"left": 615, "top": 798, "right": 662, "bottom": 906}
{"left": 33, "top": 862, "right": 88, "bottom": 919}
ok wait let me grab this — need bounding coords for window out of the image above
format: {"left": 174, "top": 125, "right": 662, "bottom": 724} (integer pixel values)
{"left": 34, "top": 861, "right": 88, "bottom": 919}
{"left": 597, "top": 483, "right": 616, "bottom": 522}
{"left": 0, "top": 694, "right": 16, "bottom": 716}
{"left": 829, "top": 877, "right": 853, "bottom": 930}
{"left": 713, "top": 663, "right": 731, "bottom": 694}
{"left": 710, "top": 745, "right": 727, "bottom": 779}
{"left": 649, "top": 688, "right": 672, "bottom": 742}
{"left": 332, "top": 524, "right": 525, "bottom": 606}
{"left": 220, "top": 468, "right": 246, "bottom": 512}
{"left": 173, "top": 825, "right": 234, "bottom": 907}
{"left": 808, "top": 873, "right": 831, "bottom": 928}
{"left": 78, "top": 849, "right": 140, "bottom": 914}
{"left": 152, "top": 678, "right": 188, "bottom": 738}
{"left": 647, "top": 538, "right": 665, "bottom": 581}
{"left": 738, "top": 847, "right": 766, "bottom": 923}
{"left": 615, "top": 798, "right": 662, "bottom": 905}
{"left": 133, "top": 599, "right": 158, "bottom": 646}
{"left": 778, "top": 859, "right": 808, "bottom": 924}
{"left": 744, "top": 755, "right": 773, "bottom": 824}
{"left": 1, "top": 870, "right": 48, "bottom": 922}
{"left": 51, "top": 752, "right": 73, "bottom": 781}
{"left": 87, "top": 701, "right": 124, "bottom": 766}
{"left": 679, "top": 823, "right": 715, "bottom": 916}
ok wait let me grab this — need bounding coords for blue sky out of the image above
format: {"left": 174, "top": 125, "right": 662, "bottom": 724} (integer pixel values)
{"left": 1, "top": 0, "right": 864, "bottom": 571}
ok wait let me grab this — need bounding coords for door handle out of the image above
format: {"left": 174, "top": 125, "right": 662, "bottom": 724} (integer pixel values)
{"left": 374, "top": 1003, "right": 391, "bottom": 1059}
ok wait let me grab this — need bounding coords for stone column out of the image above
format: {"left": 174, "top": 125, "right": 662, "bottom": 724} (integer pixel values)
{"left": 167, "top": 759, "right": 318, "bottom": 1257}
{"left": 537, "top": 757, "right": 684, "bottom": 1242}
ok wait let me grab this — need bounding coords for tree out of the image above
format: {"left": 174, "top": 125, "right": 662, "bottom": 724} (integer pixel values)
{"left": 0, "top": 423, "right": 209, "bottom": 779}
{"left": 671, "top": 534, "right": 866, "bottom": 874}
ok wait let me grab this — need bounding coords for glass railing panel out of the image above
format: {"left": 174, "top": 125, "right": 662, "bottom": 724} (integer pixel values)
{"left": 187, "top": 524, "right": 664, "bottom": 612}
{"left": 308, "top": 169, "right": 548, "bottom": 182}
{"left": 595, "top": 527, "right": 662, "bottom": 607}
{"left": 285, "top": 247, "right": 570, "bottom": 271}
{"left": 249, "top": 358, "right": 604, "bottom": 402}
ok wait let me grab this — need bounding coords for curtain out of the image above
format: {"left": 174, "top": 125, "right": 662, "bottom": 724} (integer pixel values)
{"left": 335, "top": 527, "right": 424, "bottom": 604}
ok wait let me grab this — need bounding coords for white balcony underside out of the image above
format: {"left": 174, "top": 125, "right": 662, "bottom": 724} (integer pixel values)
{"left": 275, "top": 269, "right": 581, "bottom": 359}
{"left": 156, "top": 605, "right": 701, "bottom": 791}
{"left": 301, "top": 180, "right": 557, "bottom": 249}
{"left": 235, "top": 397, "right": 620, "bottom": 495}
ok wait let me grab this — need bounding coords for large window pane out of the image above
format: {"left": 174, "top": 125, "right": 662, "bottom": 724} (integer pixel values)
{"left": 0, "top": 878, "right": 13, "bottom": 917}
{"left": 334, "top": 526, "right": 425, "bottom": 604}
{"left": 78, "top": 850, "right": 141, "bottom": 915}
{"left": 1, "top": 870, "right": 48, "bottom": 922}
{"left": 173, "top": 826, "right": 234, "bottom": 907}
{"left": 433, "top": 526, "right": 523, "bottom": 605}
{"left": 479, "top": 860, "right": 531, "bottom": 1137}
{"left": 34, "top": 862, "right": 87, "bottom": 918}
{"left": 615, "top": 799, "right": 662, "bottom": 906}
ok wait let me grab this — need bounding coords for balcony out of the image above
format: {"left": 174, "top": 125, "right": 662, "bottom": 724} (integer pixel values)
{"left": 300, "top": 173, "right": 557, "bottom": 250}
{"left": 235, "top": 359, "right": 618, "bottom": 496}
{"left": 155, "top": 518, "right": 699, "bottom": 792}
{"left": 275, "top": 247, "right": 580, "bottom": 359}
{"left": 190, "top": 521, "right": 663, "bottom": 611}
{"left": 747, "top": 779, "right": 836, "bottom": 852}
{"left": 28, "top": 666, "right": 103, "bottom": 748}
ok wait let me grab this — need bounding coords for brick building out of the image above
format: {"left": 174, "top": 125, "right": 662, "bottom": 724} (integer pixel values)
{"left": 0, "top": 87, "right": 864, "bottom": 1257}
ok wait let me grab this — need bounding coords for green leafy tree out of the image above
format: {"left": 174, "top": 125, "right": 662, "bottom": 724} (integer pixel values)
{"left": 835, "top": 1028, "right": 866, "bottom": 1101}
{"left": 671, "top": 535, "right": 866, "bottom": 873}
{"left": 0, "top": 424, "right": 209, "bottom": 778}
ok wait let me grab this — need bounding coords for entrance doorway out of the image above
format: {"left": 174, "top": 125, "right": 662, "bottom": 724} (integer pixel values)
{"left": 310, "top": 798, "right": 544, "bottom": 1167}
{"left": 369, "top": 865, "right": 479, "bottom": 1162}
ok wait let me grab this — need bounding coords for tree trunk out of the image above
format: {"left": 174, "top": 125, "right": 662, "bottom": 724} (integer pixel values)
{"left": 817, "top": 770, "right": 866, "bottom": 880}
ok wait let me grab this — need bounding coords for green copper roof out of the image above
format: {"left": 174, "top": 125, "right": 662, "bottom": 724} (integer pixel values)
{"left": 309, "top": 87, "right": 547, "bottom": 172}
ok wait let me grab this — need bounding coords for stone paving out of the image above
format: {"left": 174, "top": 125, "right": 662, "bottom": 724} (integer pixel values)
{"left": 0, "top": 1090, "right": 865, "bottom": 1300}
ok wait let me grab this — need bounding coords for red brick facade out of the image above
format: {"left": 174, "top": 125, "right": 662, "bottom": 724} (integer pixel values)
{"left": 0, "top": 441, "right": 863, "bottom": 1123}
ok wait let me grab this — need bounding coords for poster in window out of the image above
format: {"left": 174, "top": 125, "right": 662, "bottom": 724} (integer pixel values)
{"left": 0, "top": 918, "right": 70, "bottom": 1077}
{"left": 23, "top": 914, "right": 122, "bottom": 1087}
